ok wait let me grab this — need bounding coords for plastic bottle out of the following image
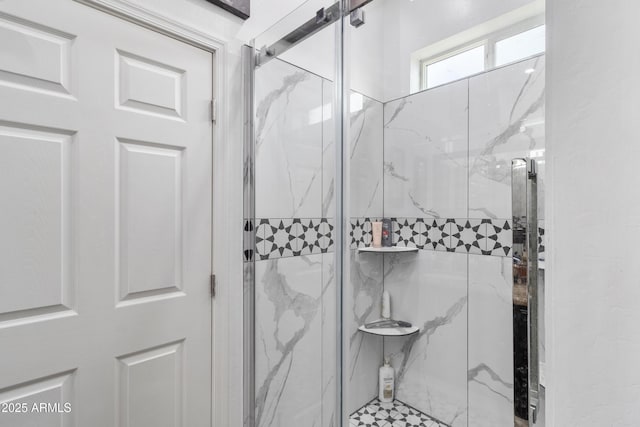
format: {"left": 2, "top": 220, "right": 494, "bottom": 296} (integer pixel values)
{"left": 378, "top": 357, "right": 395, "bottom": 403}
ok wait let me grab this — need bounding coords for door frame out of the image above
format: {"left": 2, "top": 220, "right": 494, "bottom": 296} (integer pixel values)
{"left": 72, "top": 1, "right": 237, "bottom": 425}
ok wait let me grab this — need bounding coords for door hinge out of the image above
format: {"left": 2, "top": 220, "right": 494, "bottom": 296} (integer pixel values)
{"left": 210, "top": 274, "right": 216, "bottom": 298}
{"left": 210, "top": 99, "right": 217, "bottom": 123}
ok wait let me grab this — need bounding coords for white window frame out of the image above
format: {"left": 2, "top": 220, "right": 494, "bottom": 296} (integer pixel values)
{"left": 417, "top": 14, "right": 545, "bottom": 90}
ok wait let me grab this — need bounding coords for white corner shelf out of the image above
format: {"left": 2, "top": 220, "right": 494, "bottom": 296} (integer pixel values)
{"left": 358, "top": 324, "right": 419, "bottom": 337}
{"left": 357, "top": 246, "right": 418, "bottom": 253}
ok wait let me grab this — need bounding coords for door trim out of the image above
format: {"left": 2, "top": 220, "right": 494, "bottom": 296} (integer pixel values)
{"left": 71, "top": 1, "right": 235, "bottom": 426}
{"left": 73, "top": 0, "right": 227, "bottom": 51}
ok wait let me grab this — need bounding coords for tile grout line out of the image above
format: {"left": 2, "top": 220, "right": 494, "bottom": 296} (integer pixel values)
{"left": 466, "top": 81, "right": 472, "bottom": 427}
{"left": 381, "top": 95, "right": 386, "bottom": 367}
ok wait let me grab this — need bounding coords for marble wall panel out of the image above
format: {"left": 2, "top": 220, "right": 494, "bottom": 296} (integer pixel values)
{"left": 468, "top": 255, "right": 514, "bottom": 427}
{"left": 351, "top": 93, "right": 384, "bottom": 218}
{"left": 383, "top": 250, "right": 468, "bottom": 427}
{"left": 383, "top": 80, "right": 468, "bottom": 219}
{"left": 255, "top": 255, "right": 323, "bottom": 427}
{"left": 322, "top": 80, "right": 335, "bottom": 218}
{"left": 255, "top": 59, "right": 324, "bottom": 218}
{"left": 346, "top": 250, "right": 385, "bottom": 414}
{"left": 468, "top": 56, "right": 545, "bottom": 220}
{"left": 322, "top": 253, "right": 337, "bottom": 427}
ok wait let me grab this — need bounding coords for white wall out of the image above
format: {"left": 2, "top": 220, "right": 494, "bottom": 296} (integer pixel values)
{"left": 348, "top": 0, "right": 385, "bottom": 101}
{"left": 546, "top": 1, "right": 640, "bottom": 426}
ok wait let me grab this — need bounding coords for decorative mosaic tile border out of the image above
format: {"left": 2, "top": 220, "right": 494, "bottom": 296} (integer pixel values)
{"left": 351, "top": 217, "right": 514, "bottom": 257}
{"left": 350, "top": 398, "right": 449, "bottom": 427}
{"left": 253, "top": 218, "right": 334, "bottom": 261}
{"left": 244, "top": 219, "right": 255, "bottom": 262}
{"left": 244, "top": 217, "right": 545, "bottom": 261}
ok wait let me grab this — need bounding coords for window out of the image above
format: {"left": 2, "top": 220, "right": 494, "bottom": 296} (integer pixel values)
{"left": 425, "top": 45, "right": 486, "bottom": 89}
{"left": 420, "top": 21, "right": 546, "bottom": 90}
{"left": 495, "top": 25, "right": 546, "bottom": 67}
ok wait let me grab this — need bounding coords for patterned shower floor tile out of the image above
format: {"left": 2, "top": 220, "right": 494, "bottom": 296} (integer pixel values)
{"left": 349, "top": 399, "right": 449, "bottom": 427}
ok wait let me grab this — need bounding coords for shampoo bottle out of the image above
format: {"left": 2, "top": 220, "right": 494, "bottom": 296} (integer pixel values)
{"left": 378, "top": 357, "right": 395, "bottom": 403}
{"left": 381, "top": 219, "right": 392, "bottom": 247}
{"left": 372, "top": 221, "right": 383, "bottom": 248}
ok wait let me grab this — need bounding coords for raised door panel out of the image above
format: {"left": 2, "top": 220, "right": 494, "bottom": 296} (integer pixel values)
{"left": 117, "top": 139, "right": 183, "bottom": 305}
{"left": 0, "top": 13, "right": 74, "bottom": 96}
{"left": 0, "top": 124, "right": 74, "bottom": 323}
{"left": 0, "top": 370, "right": 75, "bottom": 427}
{"left": 117, "top": 342, "right": 184, "bottom": 427}
{"left": 116, "top": 50, "right": 185, "bottom": 120}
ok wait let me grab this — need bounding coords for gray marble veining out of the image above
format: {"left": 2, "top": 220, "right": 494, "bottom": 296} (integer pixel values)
{"left": 255, "top": 256, "right": 323, "bottom": 427}
{"left": 383, "top": 251, "right": 468, "bottom": 427}
{"left": 321, "top": 253, "right": 337, "bottom": 427}
{"left": 350, "top": 93, "right": 384, "bottom": 218}
{"left": 383, "top": 98, "right": 409, "bottom": 127}
{"left": 255, "top": 71, "right": 309, "bottom": 150}
{"left": 254, "top": 58, "right": 324, "bottom": 219}
{"left": 346, "top": 250, "right": 384, "bottom": 414}
{"left": 383, "top": 79, "right": 468, "bottom": 219}
{"left": 393, "top": 295, "right": 468, "bottom": 385}
{"left": 468, "top": 363, "right": 513, "bottom": 402}
{"left": 468, "top": 255, "right": 514, "bottom": 427}
{"left": 469, "top": 56, "right": 545, "bottom": 220}
{"left": 322, "top": 80, "right": 335, "bottom": 218}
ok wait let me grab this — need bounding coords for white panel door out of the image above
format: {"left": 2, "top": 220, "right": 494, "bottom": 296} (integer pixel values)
{"left": 0, "top": 1, "right": 213, "bottom": 426}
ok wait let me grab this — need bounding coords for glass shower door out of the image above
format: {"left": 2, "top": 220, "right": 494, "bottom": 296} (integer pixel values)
{"left": 243, "top": 2, "right": 344, "bottom": 426}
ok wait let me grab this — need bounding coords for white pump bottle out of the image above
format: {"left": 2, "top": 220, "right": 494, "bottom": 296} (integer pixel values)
{"left": 378, "top": 357, "right": 395, "bottom": 403}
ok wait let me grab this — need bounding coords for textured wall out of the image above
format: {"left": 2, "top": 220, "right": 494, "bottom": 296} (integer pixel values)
{"left": 546, "top": 1, "right": 640, "bottom": 425}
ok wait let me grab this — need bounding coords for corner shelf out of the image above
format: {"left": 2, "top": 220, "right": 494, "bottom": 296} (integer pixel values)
{"left": 357, "top": 246, "right": 418, "bottom": 253}
{"left": 358, "top": 324, "right": 419, "bottom": 337}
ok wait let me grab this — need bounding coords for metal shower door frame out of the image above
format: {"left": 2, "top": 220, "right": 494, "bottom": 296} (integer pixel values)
{"left": 511, "top": 158, "right": 541, "bottom": 427}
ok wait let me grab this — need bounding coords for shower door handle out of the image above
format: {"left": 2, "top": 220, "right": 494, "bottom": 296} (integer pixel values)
{"left": 511, "top": 158, "right": 539, "bottom": 427}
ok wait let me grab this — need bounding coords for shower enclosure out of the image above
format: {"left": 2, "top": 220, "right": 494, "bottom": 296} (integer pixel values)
{"left": 243, "top": 1, "right": 546, "bottom": 426}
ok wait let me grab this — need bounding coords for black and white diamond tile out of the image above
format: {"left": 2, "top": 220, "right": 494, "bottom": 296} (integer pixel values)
{"left": 254, "top": 217, "right": 334, "bottom": 260}
{"left": 424, "top": 219, "right": 450, "bottom": 251}
{"left": 485, "top": 219, "right": 513, "bottom": 257}
{"left": 350, "top": 399, "right": 448, "bottom": 427}
{"left": 243, "top": 219, "right": 254, "bottom": 262}
{"left": 392, "top": 218, "right": 426, "bottom": 249}
{"left": 350, "top": 218, "right": 372, "bottom": 249}
{"left": 450, "top": 219, "right": 487, "bottom": 254}
{"left": 320, "top": 218, "right": 335, "bottom": 253}
{"left": 350, "top": 399, "right": 396, "bottom": 426}
{"left": 256, "top": 219, "right": 296, "bottom": 260}
{"left": 297, "top": 218, "right": 335, "bottom": 255}
{"left": 253, "top": 216, "right": 519, "bottom": 260}
{"left": 255, "top": 219, "right": 268, "bottom": 259}
{"left": 293, "top": 218, "right": 315, "bottom": 256}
